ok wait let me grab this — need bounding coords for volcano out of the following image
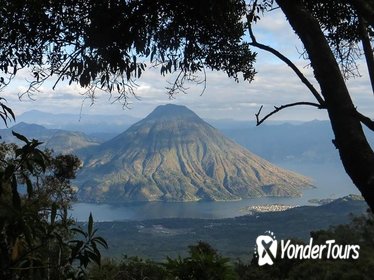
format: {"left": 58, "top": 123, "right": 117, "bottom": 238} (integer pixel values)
{"left": 77, "top": 104, "right": 311, "bottom": 202}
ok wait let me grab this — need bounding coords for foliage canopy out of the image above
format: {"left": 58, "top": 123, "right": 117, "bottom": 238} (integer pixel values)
{"left": 0, "top": 0, "right": 255, "bottom": 103}
{"left": 0, "top": 135, "right": 107, "bottom": 279}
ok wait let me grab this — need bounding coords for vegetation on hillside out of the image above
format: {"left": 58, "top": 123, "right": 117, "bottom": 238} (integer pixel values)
{"left": 0, "top": 136, "right": 107, "bottom": 279}
{"left": 88, "top": 211, "right": 374, "bottom": 279}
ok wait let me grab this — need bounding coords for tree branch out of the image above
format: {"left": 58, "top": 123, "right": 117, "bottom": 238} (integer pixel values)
{"left": 246, "top": 21, "right": 326, "bottom": 106}
{"left": 255, "top": 102, "right": 324, "bottom": 126}
{"left": 355, "top": 109, "right": 374, "bottom": 131}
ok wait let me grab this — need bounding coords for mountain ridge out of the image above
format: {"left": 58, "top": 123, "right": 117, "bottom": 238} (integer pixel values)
{"left": 0, "top": 122, "right": 100, "bottom": 154}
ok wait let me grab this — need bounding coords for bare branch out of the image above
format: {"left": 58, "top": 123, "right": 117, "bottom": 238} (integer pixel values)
{"left": 246, "top": 22, "right": 326, "bottom": 106}
{"left": 255, "top": 102, "right": 324, "bottom": 126}
{"left": 166, "top": 70, "right": 190, "bottom": 96}
{"left": 355, "top": 109, "right": 374, "bottom": 131}
{"left": 166, "top": 67, "right": 207, "bottom": 97}
{"left": 52, "top": 48, "right": 83, "bottom": 90}
{"left": 199, "top": 66, "right": 207, "bottom": 96}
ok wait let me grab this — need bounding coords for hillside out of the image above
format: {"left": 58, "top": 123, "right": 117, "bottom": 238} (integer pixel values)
{"left": 77, "top": 104, "right": 312, "bottom": 202}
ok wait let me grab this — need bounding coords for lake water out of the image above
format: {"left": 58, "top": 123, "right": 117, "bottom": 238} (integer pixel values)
{"left": 71, "top": 162, "right": 360, "bottom": 222}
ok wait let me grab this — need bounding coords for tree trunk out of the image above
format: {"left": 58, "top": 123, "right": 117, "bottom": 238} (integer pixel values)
{"left": 358, "top": 16, "right": 374, "bottom": 94}
{"left": 276, "top": 0, "right": 374, "bottom": 211}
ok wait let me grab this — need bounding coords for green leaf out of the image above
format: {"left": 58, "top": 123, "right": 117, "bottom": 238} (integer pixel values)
{"left": 150, "top": 46, "right": 156, "bottom": 62}
{"left": 3, "top": 104, "right": 15, "bottom": 121}
{"left": 71, "top": 227, "right": 88, "bottom": 238}
{"left": 0, "top": 114, "right": 7, "bottom": 126}
{"left": 4, "top": 164, "right": 15, "bottom": 179}
{"left": 51, "top": 202, "right": 57, "bottom": 225}
{"left": 11, "top": 174, "right": 21, "bottom": 209}
{"left": 88, "top": 213, "right": 93, "bottom": 237}
{"left": 92, "top": 237, "right": 108, "bottom": 249}
{"left": 87, "top": 250, "right": 101, "bottom": 266}
{"left": 23, "top": 224, "right": 33, "bottom": 245}
{"left": 25, "top": 176, "right": 33, "bottom": 198}
{"left": 32, "top": 150, "right": 47, "bottom": 172}
{"left": 133, "top": 55, "right": 137, "bottom": 65}
{"left": 12, "top": 131, "right": 29, "bottom": 144}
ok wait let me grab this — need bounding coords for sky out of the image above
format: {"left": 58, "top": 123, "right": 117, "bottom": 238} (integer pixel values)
{"left": 1, "top": 8, "right": 374, "bottom": 123}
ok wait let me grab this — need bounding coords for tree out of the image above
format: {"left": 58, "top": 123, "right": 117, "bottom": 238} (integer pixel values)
{"left": 0, "top": 135, "right": 107, "bottom": 279}
{"left": 88, "top": 241, "right": 237, "bottom": 280}
{"left": 164, "top": 241, "right": 237, "bottom": 280}
{"left": 1, "top": 0, "right": 374, "bottom": 209}
{"left": 259, "top": 0, "right": 374, "bottom": 211}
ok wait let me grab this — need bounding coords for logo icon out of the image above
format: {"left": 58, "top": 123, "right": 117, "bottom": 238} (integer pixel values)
{"left": 256, "top": 231, "right": 278, "bottom": 266}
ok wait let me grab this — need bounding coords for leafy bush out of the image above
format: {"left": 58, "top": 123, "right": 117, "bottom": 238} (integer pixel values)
{"left": 0, "top": 134, "right": 107, "bottom": 279}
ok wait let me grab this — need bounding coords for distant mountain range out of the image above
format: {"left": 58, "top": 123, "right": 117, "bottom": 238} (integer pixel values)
{"left": 220, "top": 121, "right": 339, "bottom": 163}
{"left": 7, "top": 109, "right": 373, "bottom": 164}
{"left": 3, "top": 117, "right": 344, "bottom": 163}
{"left": 76, "top": 104, "right": 311, "bottom": 202}
{"left": 13, "top": 109, "right": 139, "bottom": 134}
{"left": 0, "top": 122, "right": 100, "bottom": 154}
